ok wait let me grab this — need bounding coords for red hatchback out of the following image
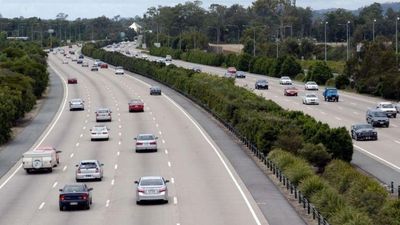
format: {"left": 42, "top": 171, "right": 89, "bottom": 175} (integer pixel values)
{"left": 100, "top": 63, "right": 108, "bottom": 69}
{"left": 284, "top": 86, "right": 298, "bottom": 96}
{"left": 128, "top": 99, "right": 144, "bottom": 112}
{"left": 68, "top": 78, "right": 78, "bottom": 84}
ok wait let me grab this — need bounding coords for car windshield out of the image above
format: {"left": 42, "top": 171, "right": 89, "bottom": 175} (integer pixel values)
{"left": 116, "top": 66, "right": 123, "bottom": 69}
{"left": 63, "top": 185, "right": 85, "bottom": 192}
{"left": 93, "top": 126, "right": 106, "bottom": 131}
{"left": 140, "top": 179, "right": 163, "bottom": 186}
{"left": 151, "top": 87, "right": 160, "bottom": 90}
{"left": 307, "top": 94, "right": 317, "bottom": 98}
{"left": 381, "top": 104, "right": 394, "bottom": 108}
{"left": 80, "top": 162, "right": 98, "bottom": 169}
{"left": 137, "top": 135, "right": 155, "bottom": 140}
{"left": 373, "top": 111, "right": 387, "bottom": 117}
{"left": 307, "top": 82, "right": 317, "bottom": 85}
{"left": 357, "top": 124, "right": 373, "bottom": 129}
{"left": 257, "top": 80, "right": 267, "bottom": 83}
{"left": 130, "top": 100, "right": 142, "bottom": 104}
{"left": 97, "top": 109, "right": 110, "bottom": 113}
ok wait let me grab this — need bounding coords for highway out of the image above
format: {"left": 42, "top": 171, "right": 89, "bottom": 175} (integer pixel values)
{"left": 117, "top": 43, "right": 400, "bottom": 187}
{"left": 0, "top": 48, "right": 310, "bottom": 225}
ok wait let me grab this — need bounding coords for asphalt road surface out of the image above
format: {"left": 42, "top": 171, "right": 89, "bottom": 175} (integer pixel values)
{"left": 0, "top": 48, "right": 308, "bottom": 225}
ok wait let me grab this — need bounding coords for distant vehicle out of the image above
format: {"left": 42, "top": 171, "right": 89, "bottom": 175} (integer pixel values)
{"left": 225, "top": 67, "right": 237, "bottom": 78}
{"left": 302, "top": 93, "right": 319, "bottom": 105}
{"left": 93, "top": 59, "right": 101, "bottom": 66}
{"left": 135, "top": 134, "right": 158, "bottom": 152}
{"left": 22, "top": 146, "right": 61, "bottom": 173}
{"left": 100, "top": 63, "right": 108, "bottom": 69}
{"left": 165, "top": 55, "right": 172, "bottom": 61}
{"left": 95, "top": 108, "right": 112, "bottom": 122}
{"left": 376, "top": 102, "right": 397, "bottom": 118}
{"left": 150, "top": 86, "right": 161, "bottom": 95}
{"left": 279, "top": 76, "right": 292, "bottom": 85}
{"left": 284, "top": 86, "right": 299, "bottom": 96}
{"left": 75, "top": 160, "right": 104, "bottom": 181}
{"left": 90, "top": 124, "right": 110, "bottom": 141}
{"left": 69, "top": 99, "right": 84, "bottom": 111}
{"left": 62, "top": 59, "right": 69, "bottom": 64}
{"left": 351, "top": 124, "right": 378, "bottom": 141}
{"left": 79, "top": 55, "right": 84, "bottom": 59}
{"left": 236, "top": 71, "right": 246, "bottom": 78}
{"left": 77, "top": 59, "right": 83, "bottom": 64}
{"left": 304, "top": 81, "right": 319, "bottom": 90}
{"left": 192, "top": 66, "right": 202, "bottom": 73}
{"left": 129, "top": 99, "right": 144, "bottom": 112}
{"left": 82, "top": 61, "right": 89, "bottom": 67}
{"left": 135, "top": 176, "right": 169, "bottom": 204}
{"left": 59, "top": 184, "right": 93, "bottom": 211}
{"left": 366, "top": 109, "right": 389, "bottom": 127}
{"left": 71, "top": 57, "right": 78, "bottom": 62}
{"left": 323, "top": 87, "right": 339, "bottom": 102}
{"left": 68, "top": 78, "right": 78, "bottom": 84}
{"left": 255, "top": 79, "right": 269, "bottom": 89}
{"left": 66, "top": 55, "right": 71, "bottom": 59}
{"left": 91, "top": 65, "right": 99, "bottom": 71}
{"left": 115, "top": 66, "right": 124, "bottom": 75}
{"left": 69, "top": 50, "right": 75, "bottom": 55}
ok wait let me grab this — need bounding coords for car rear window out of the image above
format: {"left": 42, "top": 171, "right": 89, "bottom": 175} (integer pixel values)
{"left": 373, "top": 112, "right": 387, "bottom": 117}
{"left": 64, "top": 185, "right": 85, "bottom": 192}
{"left": 382, "top": 104, "right": 394, "bottom": 108}
{"left": 80, "top": 162, "right": 98, "bottom": 169}
{"left": 138, "top": 135, "right": 154, "bottom": 140}
{"left": 97, "top": 109, "right": 109, "bottom": 113}
{"left": 140, "top": 179, "right": 163, "bottom": 186}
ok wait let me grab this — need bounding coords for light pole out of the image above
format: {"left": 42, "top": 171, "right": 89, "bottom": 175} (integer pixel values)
{"left": 373, "top": 19, "right": 376, "bottom": 41}
{"left": 324, "top": 21, "right": 328, "bottom": 61}
{"left": 396, "top": 17, "right": 399, "bottom": 69}
{"left": 346, "top": 21, "right": 350, "bottom": 61}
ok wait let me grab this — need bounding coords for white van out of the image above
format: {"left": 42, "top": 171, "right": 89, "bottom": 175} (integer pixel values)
{"left": 22, "top": 146, "right": 61, "bottom": 173}
{"left": 165, "top": 55, "right": 172, "bottom": 61}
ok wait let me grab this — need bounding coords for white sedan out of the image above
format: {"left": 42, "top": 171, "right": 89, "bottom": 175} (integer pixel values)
{"left": 303, "top": 93, "right": 319, "bottom": 105}
{"left": 115, "top": 66, "right": 124, "bottom": 75}
{"left": 304, "top": 81, "right": 319, "bottom": 90}
{"left": 279, "top": 76, "right": 292, "bottom": 85}
{"left": 90, "top": 125, "right": 110, "bottom": 141}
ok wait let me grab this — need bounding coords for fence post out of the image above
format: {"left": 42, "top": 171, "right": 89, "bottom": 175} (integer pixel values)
{"left": 290, "top": 183, "right": 293, "bottom": 194}
{"left": 391, "top": 181, "right": 394, "bottom": 194}
{"left": 294, "top": 187, "right": 297, "bottom": 199}
{"left": 307, "top": 201, "right": 310, "bottom": 214}
{"left": 312, "top": 207, "right": 316, "bottom": 219}
{"left": 279, "top": 172, "right": 282, "bottom": 182}
{"left": 283, "top": 175, "right": 286, "bottom": 186}
{"left": 398, "top": 185, "right": 400, "bottom": 199}
{"left": 298, "top": 191, "right": 302, "bottom": 204}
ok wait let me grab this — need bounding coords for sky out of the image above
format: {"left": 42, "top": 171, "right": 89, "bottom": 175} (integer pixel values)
{"left": 0, "top": 0, "right": 393, "bottom": 19}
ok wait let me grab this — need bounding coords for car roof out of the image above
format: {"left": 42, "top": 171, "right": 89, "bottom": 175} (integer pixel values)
{"left": 286, "top": 86, "right": 297, "bottom": 89}
{"left": 137, "top": 133, "right": 155, "bottom": 136}
{"left": 257, "top": 79, "right": 267, "bottom": 82}
{"left": 306, "top": 93, "right": 317, "bottom": 96}
{"left": 35, "top": 146, "right": 56, "bottom": 151}
{"left": 79, "top": 159, "right": 98, "bottom": 163}
{"left": 140, "top": 176, "right": 163, "bottom": 180}
{"left": 71, "top": 98, "right": 83, "bottom": 101}
{"left": 130, "top": 99, "right": 143, "bottom": 102}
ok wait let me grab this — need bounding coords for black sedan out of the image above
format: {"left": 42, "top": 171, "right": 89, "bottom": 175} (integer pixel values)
{"left": 150, "top": 86, "right": 162, "bottom": 95}
{"left": 255, "top": 79, "right": 269, "bottom": 89}
{"left": 59, "top": 184, "right": 93, "bottom": 211}
{"left": 351, "top": 124, "right": 378, "bottom": 141}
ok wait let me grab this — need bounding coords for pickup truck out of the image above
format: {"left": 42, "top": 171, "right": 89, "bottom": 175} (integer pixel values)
{"left": 323, "top": 87, "right": 339, "bottom": 102}
{"left": 376, "top": 102, "right": 397, "bottom": 118}
{"left": 22, "top": 146, "right": 61, "bottom": 173}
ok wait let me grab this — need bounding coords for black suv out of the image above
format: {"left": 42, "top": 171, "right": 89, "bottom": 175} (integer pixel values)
{"left": 351, "top": 124, "right": 378, "bottom": 141}
{"left": 366, "top": 109, "right": 389, "bottom": 127}
{"left": 255, "top": 79, "right": 269, "bottom": 89}
{"left": 150, "top": 86, "right": 161, "bottom": 95}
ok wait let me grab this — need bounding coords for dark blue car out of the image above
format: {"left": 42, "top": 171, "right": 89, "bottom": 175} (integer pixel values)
{"left": 59, "top": 184, "right": 93, "bottom": 211}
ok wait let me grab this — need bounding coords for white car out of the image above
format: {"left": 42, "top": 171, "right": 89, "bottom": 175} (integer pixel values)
{"left": 90, "top": 124, "right": 110, "bottom": 141}
{"left": 135, "top": 134, "right": 158, "bottom": 152}
{"left": 75, "top": 160, "right": 104, "bottom": 181}
{"left": 69, "top": 98, "right": 85, "bottom": 111}
{"left": 303, "top": 93, "right": 319, "bottom": 105}
{"left": 279, "top": 76, "right": 292, "bottom": 85}
{"left": 135, "top": 176, "right": 169, "bottom": 204}
{"left": 62, "top": 59, "right": 68, "bottom": 64}
{"left": 376, "top": 102, "right": 397, "bottom": 118}
{"left": 304, "top": 81, "right": 319, "bottom": 90}
{"left": 71, "top": 57, "right": 78, "bottom": 62}
{"left": 115, "top": 66, "right": 124, "bottom": 75}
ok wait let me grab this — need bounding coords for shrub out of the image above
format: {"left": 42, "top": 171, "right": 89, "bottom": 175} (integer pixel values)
{"left": 298, "top": 143, "right": 331, "bottom": 169}
{"left": 306, "top": 61, "right": 333, "bottom": 85}
{"left": 299, "top": 175, "right": 328, "bottom": 198}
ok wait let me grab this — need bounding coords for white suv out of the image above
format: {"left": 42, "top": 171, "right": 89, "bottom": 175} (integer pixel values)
{"left": 376, "top": 102, "right": 397, "bottom": 118}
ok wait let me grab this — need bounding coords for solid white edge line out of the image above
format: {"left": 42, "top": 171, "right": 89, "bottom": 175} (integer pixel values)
{"left": 353, "top": 144, "right": 400, "bottom": 172}
{"left": 0, "top": 61, "right": 69, "bottom": 190}
{"left": 125, "top": 75, "right": 263, "bottom": 225}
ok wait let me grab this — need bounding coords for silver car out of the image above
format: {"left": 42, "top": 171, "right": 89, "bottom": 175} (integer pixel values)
{"left": 75, "top": 160, "right": 104, "bottom": 181}
{"left": 135, "top": 134, "right": 158, "bottom": 152}
{"left": 95, "top": 108, "right": 112, "bottom": 122}
{"left": 303, "top": 93, "right": 319, "bottom": 105}
{"left": 135, "top": 176, "right": 169, "bottom": 204}
{"left": 90, "top": 124, "right": 109, "bottom": 141}
{"left": 69, "top": 99, "right": 84, "bottom": 111}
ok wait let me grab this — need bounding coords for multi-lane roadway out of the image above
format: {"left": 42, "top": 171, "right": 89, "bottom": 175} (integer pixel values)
{"left": 116, "top": 43, "right": 400, "bottom": 188}
{"left": 0, "top": 47, "right": 311, "bottom": 225}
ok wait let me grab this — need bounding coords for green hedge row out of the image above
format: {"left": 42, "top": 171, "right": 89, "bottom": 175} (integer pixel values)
{"left": 269, "top": 150, "right": 400, "bottom": 225}
{"left": 83, "top": 43, "right": 353, "bottom": 165}
{"left": 0, "top": 41, "right": 48, "bottom": 144}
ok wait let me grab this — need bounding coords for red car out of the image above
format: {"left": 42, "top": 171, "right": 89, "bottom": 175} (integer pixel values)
{"left": 128, "top": 99, "right": 144, "bottom": 112}
{"left": 284, "top": 86, "right": 298, "bottom": 96}
{"left": 100, "top": 63, "right": 108, "bottom": 69}
{"left": 68, "top": 78, "right": 78, "bottom": 84}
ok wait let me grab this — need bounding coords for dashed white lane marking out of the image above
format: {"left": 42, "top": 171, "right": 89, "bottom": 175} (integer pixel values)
{"left": 38, "top": 202, "right": 45, "bottom": 210}
{"left": 392, "top": 124, "right": 398, "bottom": 128}
{"left": 86, "top": 114, "right": 89, "bottom": 117}
{"left": 395, "top": 140, "right": 400, "bottom": 144}
{"left": 335, "top": 117, "right": 342, "bottom": 121}
{"left": 118, "top": 113, "right": 121, "bottom": 116}
{"left": 117, "top": 151, "right": 120, "bottom": 156}
{"left": 52, "top": 182, "right": 58, "bottom": 188}
{"left": 85, "top": 120, "right": 88, "bottom": 123}
{"left": 76, "top": 143, "right": 79, "bottom": 147}
{"left": 150, "top": 112, "right": 153, "bottom": 115}
{"left": 63, "top": 166, "right": 68, "bottom": 171}
{"left": 106, "top": 200, "right": 110, "bottom": 207}
{"left": 156, "top": 124, "right": 159, "bottom": 127}
{"left": 118, "top": 125, "right": 122, "bottom": 129}
{"left": 70, "top": 153, "right": 74, "bottom": 158}
{"left": 152, "top": 117, "right": 156, "bottom": 121}
{"left": 171, "top": 178, "right": 175, "bottom": 184}
{"left": 351, "top": 102, "right": 357, "bottom": 106}
{"left": 111, "top": 179, "right": 115, "bottom": 186}
{"left": 159, "top": 131, "right": 162, "bottom": 135}
{"left": 173, "top": 197, "right": 178, "bottom": 205}
{"left": 162, "top": 139, "right": 166, "bottom": 144}
{"left": 118, "top": 141, "right": 121, "bottom": 145}
{"left": 114, "top": 164, "right": 118, "bottom": 170}
{"left": 80, "top": 134, "right": 83, "bottom": 138}
{"left": 165, "top": 149, "right": 168, "bottom": 154}
{"left": 320, "top": 111, "right": 327, "bottom": 115}
{"left": 274, "top": 95, "right": 278, "bottom": 98}
{"left": 118, "top": 118, "right": 121, "bottom": 122}
{"left": 83, "top": 126, "right": 86, "bottom": 130}
{"left": 118, "top": 132, "right": 122, "bottom": 136}
{"left": 168, "top": 161, "right": 171, "bottom": 167}
{"left": 88, "top": 109, "right": 91, "bottom": 113}
{"left": 117, "top": 108, "right": 120, "bottom": 111}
